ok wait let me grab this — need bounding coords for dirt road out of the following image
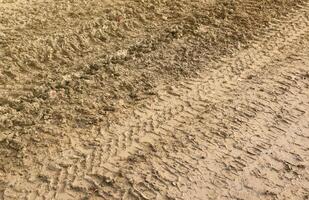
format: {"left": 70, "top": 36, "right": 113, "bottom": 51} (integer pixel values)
{"left": 1, "top": 0, "right": 309, "bottom": 199}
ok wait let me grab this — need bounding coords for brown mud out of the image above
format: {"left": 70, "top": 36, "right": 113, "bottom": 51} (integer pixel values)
{"left": 0, "top": 0, "right": 309, "bottom": 199}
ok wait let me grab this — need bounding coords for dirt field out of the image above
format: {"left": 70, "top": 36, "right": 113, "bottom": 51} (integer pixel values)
{"left": 0, "top": 0, "right": 309, "bottom": 199}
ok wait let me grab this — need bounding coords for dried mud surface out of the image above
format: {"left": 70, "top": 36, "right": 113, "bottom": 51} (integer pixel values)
{"left": 1, "top": 0, "right": 309, "bottom": 199}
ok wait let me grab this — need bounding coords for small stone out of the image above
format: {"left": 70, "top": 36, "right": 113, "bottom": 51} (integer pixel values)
{"left": 49, "top": 90, "right": 57, "bottom": 99}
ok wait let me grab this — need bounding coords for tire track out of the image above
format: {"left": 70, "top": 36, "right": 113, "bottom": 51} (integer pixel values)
{"left": 119, "top": 57, "right": 308, "bottom": 199}
{"left": 115, "top": 36, "right": 309, "bottom": 200}
{"left": 3, "top": 2, "right": 309, "bottom": 199}
{"left": 178, "top": 64, "right": 309, "bottom": 199}
{"left": 1, "top": 2, "right": 307, "bottom": 182}
{"left": 100, "top": 1, "right": 309, "bottom": 166}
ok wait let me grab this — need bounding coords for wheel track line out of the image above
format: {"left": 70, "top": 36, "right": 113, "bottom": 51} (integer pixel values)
{"left": 4, "top": 3, "right": 309, "bottom": 200}
{"left": 225, "top": 114, "right": 309, "bottom": 199}
{"left": 250, "top": 124, "right": 309, "bottom": 197}
{"left": 56, "top": 5, "right": 309, "bottom": 198}
{"left": 100, "top": 3, "right": 309, "bottom": 165}
{"left": 94, "top": 10, "right": 308, "bottom": 198}
{"left": 213, "top": 61, "right": 309, "bottom": 194}
{"left": 215, "top": 71, "right": 309, "bottom": 198}
{"left": 45, "top": 4, "right": 309, "bottom": 197}
{"left": 142, "top": 65, "right": 309, "bottom": 199}
{"left": 177, "top": 63, "right": 308, "bottom": 166}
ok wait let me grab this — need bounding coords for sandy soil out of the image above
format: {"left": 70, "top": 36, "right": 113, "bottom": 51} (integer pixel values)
{"left": 0, "top": 0, "right": 309, "bottom": 199}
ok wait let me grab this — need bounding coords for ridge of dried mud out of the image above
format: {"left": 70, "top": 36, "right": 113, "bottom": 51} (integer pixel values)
{"left": 0, "top": 0, "right": 309, "bottom": 199}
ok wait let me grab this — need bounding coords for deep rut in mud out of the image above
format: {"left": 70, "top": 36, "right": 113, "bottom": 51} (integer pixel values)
{"left": 1, "top": 0, "right": 309, "bottom": 200}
